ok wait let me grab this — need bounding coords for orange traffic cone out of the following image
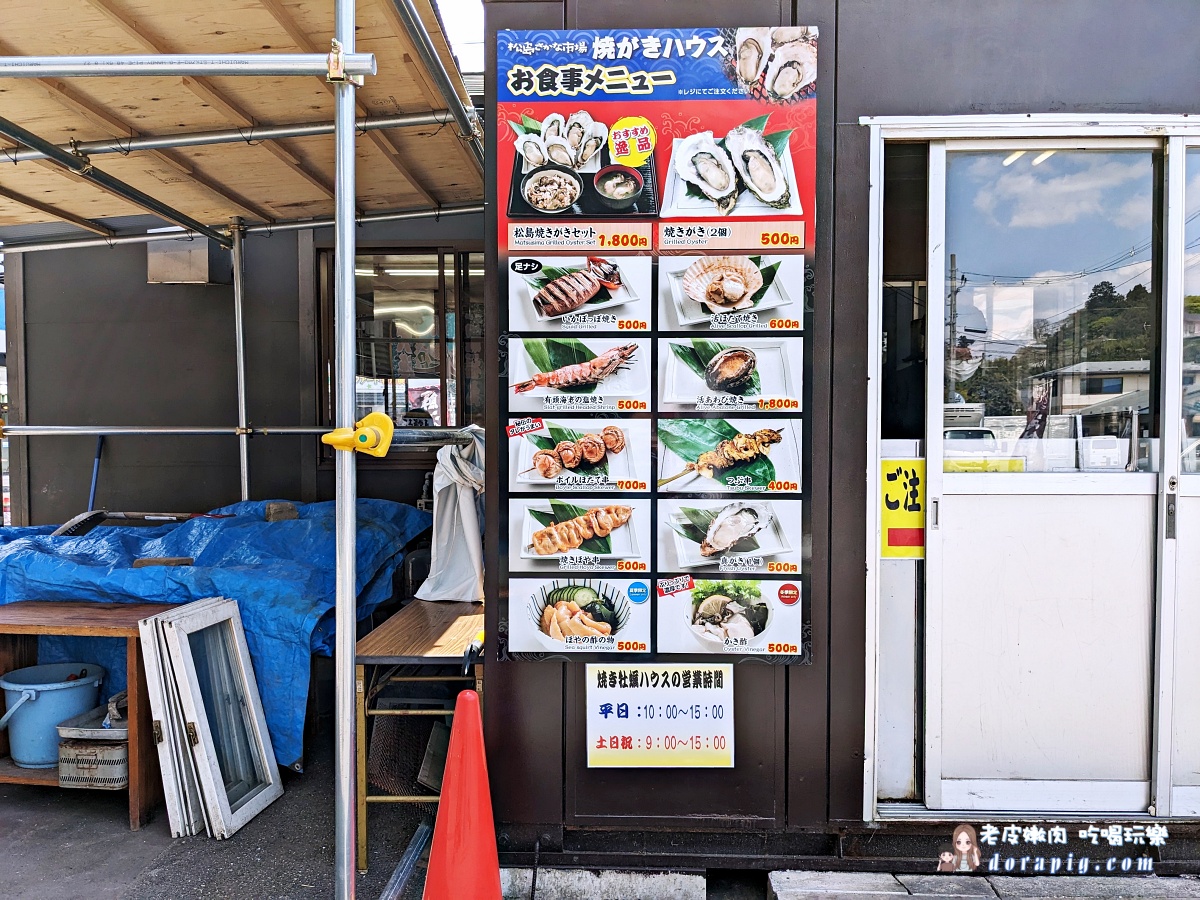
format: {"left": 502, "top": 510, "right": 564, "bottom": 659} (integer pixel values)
{"left": 422, "top": 690, "right": 501, "bottom": 900}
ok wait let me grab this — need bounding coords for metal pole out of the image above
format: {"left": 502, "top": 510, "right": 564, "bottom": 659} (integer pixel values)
{"left": 0, "top": 53, "right": 376, "bottom": 78}
{"left": 947, "top": 253, "right": 958, "bottom": 402}
{"left": 0, "top": 112, "right": 454, "bottom": 163}
{"left": 231, "top": 219, "right": 250, "bottom": 501}
{"left": 333, "top": 0, "right": 359, "bottom": 894}
{"left": 0, "top": 204, "right": 485, "bottom": 254}
{"left": 390, "top": 0, "right": 484, "bottom": 173}
{"left": 0, "top": 115, "right": 230, "bottom": 247}
{"left": 0, "top": 424, "right": 472, "bottom": 444}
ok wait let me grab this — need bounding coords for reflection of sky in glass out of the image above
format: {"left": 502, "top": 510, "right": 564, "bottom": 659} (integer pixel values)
{"left": 946, "top": 150, "right": 1155, "bottom": 354}
{"left": 1187, "top": 150, "right": 1200, "bottom": 297}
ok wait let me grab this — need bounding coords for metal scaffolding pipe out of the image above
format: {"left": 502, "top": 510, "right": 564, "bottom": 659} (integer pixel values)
{"left": 332, "top": 0, "right": 359, "bottom": 894}
{"left": 0, "top": 424, "right": 473, "bottom": 446}
{"left": 389, "top": 0, "right": 484, "bottom": 174}
{"left": 231, "top": 220, "right": 250, "bottom": 501}
{"left": 0, "top": 115, "right": 231, "bottom": 247}
{"left": 0, "top": 203, "right": 486, "bottom": 253}
{"left": 0, "top": 53, "right": 376, "bottom": 78}
{"left": 0, "top": 111, "right": 454, "bottom": 163}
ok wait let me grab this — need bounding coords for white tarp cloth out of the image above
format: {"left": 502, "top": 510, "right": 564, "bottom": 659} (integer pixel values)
{"left": 415, "top": 425, "right": 485, "bottom": 603}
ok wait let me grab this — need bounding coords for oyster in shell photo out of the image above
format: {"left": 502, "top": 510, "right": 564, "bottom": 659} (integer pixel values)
{"left": 681, "top": 256, "right": 764, "bottom": 311}
{"left": 540, "top": 112, "right": 566, "bottom": 142}
{"left": 576, "top": 121, "right": 608, "bottom": 168}
{"left": 564, "top": 110, "right": 595, "bottom": 150}
{"left": 734, "top": 27, "right": 771, "bottom": 86}
{"left": 725, "top": 126, "right": 790, "bottom": 209}
{"left": 672, "top": 131, "right": 739, "bottom": 215}
{"left": 699, "top": 502, "right": 774, "bottom": 557}
{"left": 516, "top": 134, "right": 547, "bottom": 168}
{"left": 764, "top": 34, "right": 817, "bottom": 101}
{"left": 544, "top": 136, "right": 576, "bottom": 168}
{"left": 690, "top": 587, "right": 770, "bottom": 643}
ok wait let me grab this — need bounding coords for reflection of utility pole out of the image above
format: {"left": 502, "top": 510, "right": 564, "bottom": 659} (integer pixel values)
{"left": 948, "top": 253, "right": 959, "bottom": 401}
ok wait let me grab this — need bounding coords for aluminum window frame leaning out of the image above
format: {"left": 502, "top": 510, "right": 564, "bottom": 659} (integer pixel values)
{"left": 160, "top": 598, "right": 283, "bottom": 838}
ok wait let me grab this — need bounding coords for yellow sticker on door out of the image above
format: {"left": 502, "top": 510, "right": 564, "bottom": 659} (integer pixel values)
{"left": 881, "top": 458, "right": 924, "bottom": 559}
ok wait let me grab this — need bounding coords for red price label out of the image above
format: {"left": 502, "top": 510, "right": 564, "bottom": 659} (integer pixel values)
{"left": 777, "top": 583, "right": 800, "bottom": 606}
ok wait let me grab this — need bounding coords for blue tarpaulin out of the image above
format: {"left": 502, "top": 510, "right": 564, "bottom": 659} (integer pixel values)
{"left": 0, "top": 499, "right": 431, "bottom": 769}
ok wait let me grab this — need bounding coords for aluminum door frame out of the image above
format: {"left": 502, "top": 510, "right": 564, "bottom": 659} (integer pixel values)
{"left": 862, "top": 117, "right": 1200, "bottom": 821}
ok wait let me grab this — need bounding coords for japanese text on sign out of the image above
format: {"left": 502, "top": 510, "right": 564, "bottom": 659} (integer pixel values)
{"left": 587, "top": 663, "right": 733, "bottom": 767}
{"left": 880, "top": 458, "right": 924, "bottom": 559}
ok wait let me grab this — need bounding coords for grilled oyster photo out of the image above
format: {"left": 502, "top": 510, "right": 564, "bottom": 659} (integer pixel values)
{"left": 672, "top": 131, "right": 739, "bottom": 215}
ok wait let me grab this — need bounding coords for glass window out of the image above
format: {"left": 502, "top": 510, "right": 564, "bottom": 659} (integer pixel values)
{"left": 1182, "top": 149, "right": 1200, "bottom": 472}
{"left": 319, "top": 249, "right": 484, "bottom": 458}
{"left": 944, "top": 148, "right": 1161, "bottom": 473}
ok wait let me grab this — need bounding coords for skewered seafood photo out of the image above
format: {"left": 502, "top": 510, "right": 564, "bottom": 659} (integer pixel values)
{"left": 508, "top": 418, "right": 650, "bottom": 492}
{"left": 656, "top": 579, "right": 807, "bottom": 657}
{"left": 509, "top": 337, "right": 649, "bottom": 412}
{"left": 508, "top": 578, "right": 652, "bottom": 654}
{"left": 660, "top": 114, "right": 803, "bottom": 218}
{"left": 658, "top": 498, "right": 802, "bottom": 572}
{"left": 508, "top": 255, "right": 651, "bottom": 330}
{"left": 509, "top": 497, "right": 649, "bottom": 571}
{"left": 657, "top": 337, "right": 803, "bottom": 411}
{"left": 656, "top": 417, "right": 801, "bottom": 493}
{"left": 658, "top": 254, "right": 803, "bottom": 330}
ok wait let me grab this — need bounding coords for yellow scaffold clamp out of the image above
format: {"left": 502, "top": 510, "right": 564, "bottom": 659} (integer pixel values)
{"left": 321, "top": 412, "right": 394, "bottom": 457}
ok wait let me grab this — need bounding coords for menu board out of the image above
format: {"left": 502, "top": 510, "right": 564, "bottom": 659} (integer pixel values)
{"left": 498, "top": 27, "right": 813, "bottom": 662}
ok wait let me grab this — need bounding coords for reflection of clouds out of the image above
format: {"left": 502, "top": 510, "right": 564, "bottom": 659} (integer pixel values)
{"left": 969, "top": 156, "right": 1148, "bottom": 229}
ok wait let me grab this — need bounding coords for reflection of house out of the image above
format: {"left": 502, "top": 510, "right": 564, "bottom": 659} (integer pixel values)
{"left": 1039, "top": 360, "right": 1151, "bottom": 415}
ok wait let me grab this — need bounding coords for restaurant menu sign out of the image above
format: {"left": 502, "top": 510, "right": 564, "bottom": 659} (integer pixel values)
{"left": 498, "top": 28, "right": 814, "bottom": 662}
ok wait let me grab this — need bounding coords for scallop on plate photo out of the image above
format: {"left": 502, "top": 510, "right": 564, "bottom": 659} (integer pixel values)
{"left": 656, "top": 337, "right": 803, "bottom": 412}
{"left": 509, "top": 337, "right": 650, "bottom": 412}
{"left": 656, "top": 578, "right": 806, "bottom": 657}
{"left": 658, "top": 254, "right": 803, "bottom": 330}
{"left": 508, "top": 255, "right": 651, "bottom": 331}
{"left": 507, "top": 417, "right": 651, "bottom": 493}
{"left": 508, "top": 577, "right": 652, "bottom": 653}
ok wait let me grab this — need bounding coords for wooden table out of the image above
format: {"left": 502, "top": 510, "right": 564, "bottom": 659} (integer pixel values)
{"left": 355, "top": 600, "right": 484, "bottom": 871}
{"left": 0, "top": 601, "right": 175, "bottom": 830}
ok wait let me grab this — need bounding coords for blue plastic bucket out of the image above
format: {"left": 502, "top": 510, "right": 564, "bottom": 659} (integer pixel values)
{"left": 0, "top": 663, "right": 105, "bottom": 768}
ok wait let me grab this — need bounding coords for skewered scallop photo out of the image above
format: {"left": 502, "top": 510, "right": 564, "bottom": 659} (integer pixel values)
{"left": 508, "top": 255, "right": 651, "bottom": 331}
{"left": 507, "top": 418, "right": 650, "bottom": 493}
{"left": 656, "top": 417, "right": 802, "bottom": 493}
{"left": 508, "top": 497, "right": 650, "bottom": 572}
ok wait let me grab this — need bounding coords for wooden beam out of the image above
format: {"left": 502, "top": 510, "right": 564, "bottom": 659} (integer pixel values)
{"left": 82, "top": 0, "right": 340, "bottom": 202}
{"left": 36, "top": 76, "right": 279, "bottom": 222}
{"left": 0, "top": 181, "right": 115, "bottom": 236}
{"left": 0, "top": 35, "right": 277, "bottom": 222}
{"left": 255, "top": 0, "right": 439, "bottom": 206}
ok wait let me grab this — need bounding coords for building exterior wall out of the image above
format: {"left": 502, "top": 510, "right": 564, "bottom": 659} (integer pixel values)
{"left": 6, "top": 213, "right": 484, "bottom": 525}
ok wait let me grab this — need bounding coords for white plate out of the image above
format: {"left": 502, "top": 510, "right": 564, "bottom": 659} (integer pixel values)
{"left": 519, "top": 502, "right": 642, "bottom": 560}
{"left": 665, "top": 257, "right": 794, "bottom": 326}
{"left": 656, "top": 418, "right": 802, "bottom": 493}
{"left": 522, "top": 260, "right": 641, "bottom": 322}
{"left": 662, "top": 339, "right": 793, "bottom": 406}
{"left": 525, "top": 584, "right": 633, "bottom": 651}
{"left": 668, "top": 503, "right": 792, "bottom": 569}
{"left": 516, "top": 426, "right": 634, "bottom": 484}
{"left": 510, "top": 339, "right": 649, "bottom": 397}
{"left": 659, "top": 134, "right": 803, "bottom": 219}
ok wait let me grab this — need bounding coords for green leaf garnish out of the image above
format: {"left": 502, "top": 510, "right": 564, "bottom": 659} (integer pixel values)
{"left": 528, "top": 500, "right": 612, "bottom": 554}
{"left": 657, "top": 419, "right": 776, "bottom": 487}
{"left": 521, "top": 338, "right": 599, "bottom": 393}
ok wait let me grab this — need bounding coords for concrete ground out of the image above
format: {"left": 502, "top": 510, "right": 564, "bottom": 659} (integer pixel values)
{"left": 0, "top": 732, "right": 429, "bottom": 900}
{"left": 4, "top": 758, "right": 1200, "bottom": 900}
